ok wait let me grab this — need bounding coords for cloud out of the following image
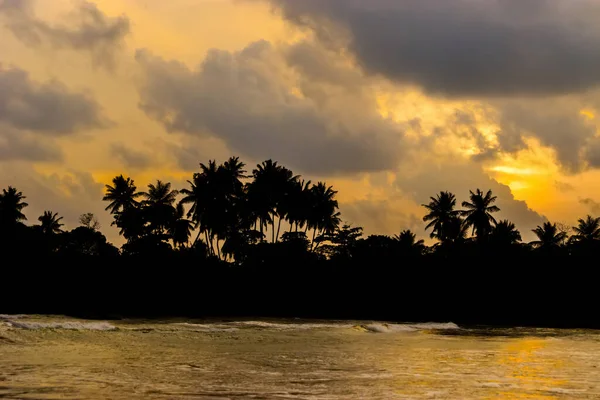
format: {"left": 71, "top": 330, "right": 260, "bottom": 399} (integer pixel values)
{"left": 341, "top": 198, "right": 422, "bottom": 237}
{"left": 0, "top": 124, "right": 62, "bottom": 162}
{"left": 0, "top": 65, "right": 108, "bottom": 134}
{"left": 111, "top": 143, "right": 152, "bottom": 169}
{"left": 0, "top": 163, "right": 116, "bottom": 241}
{"left": 268, "top": 0, "right": 600, "bottom": 97}
{"left": 135, "top": 40, "right": 404, "bottom": 175}
{"left": 555, "top": 181, "right": 575, "bottom": 193}
{"left": 493, "top": 98, "right": 597, "bottom": 172}
{"left": 580, "top": 198, "right": 600, "bottom": 215}
{"left": 584, "top": 136, "right": 600, "bottom": 169}
{"left": 0, "top": 0, "right": 130, "bottom": 69}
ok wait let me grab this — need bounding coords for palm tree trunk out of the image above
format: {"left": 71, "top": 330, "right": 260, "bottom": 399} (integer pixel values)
{"left": 217, "top": 238, "right": 221, "bottom": 260}
{"left": 311, "top": 228, "right": 317, "bottom": 251}
{"left": 276, "top": 217, "right": 282, "bottom": 243}
{"left": 271, "top": 215, "right": 275, "bottom": 243}
{"left": 192, "top": 229, "right": 202, "bottom": 247}
{"left": 260, "top": 218, "right": 264, "bottom": 239}
{"left": 209, "top": 232, "right": 215, "bottom": 256}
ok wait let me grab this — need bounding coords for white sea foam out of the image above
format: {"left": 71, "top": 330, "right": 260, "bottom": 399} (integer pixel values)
{"left": 7, "top": 321, "right": 117, "bottom": 331}
{"left": 172, "top": 323, "right": 239, "bottom": 332}
{"left": 360, "top": 322, "right": 460, "bottom": 333}
{"left": 231, "top": 321, "right": 355, "bottom": 331}
{"left": 0, "top": 314, "right": 27, "bottom": 320}
{"left": 209, "top": 320, "right": 461, "bottom": 333}
{"left": 411, "top": 322, "right": 460, "bottom": 330}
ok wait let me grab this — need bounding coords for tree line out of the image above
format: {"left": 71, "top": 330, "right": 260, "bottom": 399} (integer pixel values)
{"left": 4, "top": 156, "right": 600, "bottom": 326}
{"left": 1, "top": 157, "right": 599, "bottom": 262}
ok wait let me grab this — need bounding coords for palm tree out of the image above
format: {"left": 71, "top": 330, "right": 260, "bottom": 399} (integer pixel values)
{"left": 571, "top": 215, "right": 600, "bottom": 244}
{"left": 142, "top": 180, "right": 178, "bottom": 235}
{"left": 170, "top": 203, "right": 194, "bottom": 249}
{"left": 422, "top": 191, "right": 459, "bottom": 242}
{"left": 287, "top": 179, "right": 312, "bottom": 233}
{"left": 103, "top": 175, "right": 142, "bottom": 214}
{"left": 248, "top": 160, "right": 278, "bottom": 241}
{"left": 461, "top": 189, "right": 500, "bottom": 240}
{"left": 489, "top": 220, "right": 522, "bottom": 246}
{"left": 444, "top": 216, "right": 469, "bottom": 245}
{"left": 531, "top": 222, "right": 567, "bottom": 250}
{"left": 143, "top": 180, "right": 178, "bottom": 207}
{"left": 248, "top": 160, "right": 297, "bottom": 243}
{"left": 0, "top": 186, "right": 28, "bottom": 227}
{"left": 180, "top": 161, "right": 219, "bottom": 254}
{"left": 395, "top": 230, "right": 426, "bottom": 256}
{"left": 38, "top": 211, "right": 64, "bottom": 235}
{"left": 308, "top": 182, "right": 341, "bottom": 250}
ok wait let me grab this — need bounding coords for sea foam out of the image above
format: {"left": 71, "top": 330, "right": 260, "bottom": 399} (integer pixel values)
{"left": 6, "top": 320, "right": 117, "bottom": 331}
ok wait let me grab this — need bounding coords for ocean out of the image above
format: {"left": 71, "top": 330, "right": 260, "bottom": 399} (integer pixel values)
{"left": 2, "top": 315, "right": 600, "bottom": 399}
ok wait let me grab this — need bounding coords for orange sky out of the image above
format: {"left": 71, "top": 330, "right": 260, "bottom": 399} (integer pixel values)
{"left": 1, "top": 0, "right": 599, "bottom": 244}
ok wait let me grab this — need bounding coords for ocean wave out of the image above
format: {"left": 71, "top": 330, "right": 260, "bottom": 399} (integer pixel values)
{"left": 172, "top": 323, "right": 239, "bottom": 332}
{"left": 224, "top": 320, "right": 459, "bottom": 333}
{"left": 359, "top": 322, "right": 460, "bottom": 333}
{"left": 0, "top": 314, "right": 27, "bottom": 320}
{"left": 6, "top": 321, "right": 117, "bottom": 331}
{"left": 231, "top": 321, "right": 355, "bottom": 331}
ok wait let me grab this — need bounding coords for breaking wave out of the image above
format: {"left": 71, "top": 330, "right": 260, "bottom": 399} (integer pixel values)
{"left": 0, "top": 314, "right": 27, "bottom": 320}
{"left": 230, "top": 321, "right": 356, "bottom": 331}
{"left": 6, "top": 320, "right": 117, "bottom": 331}
{"left": 172, "top": 323, "right": 239, "bottom": 333}
{"left": 359, "top": 322, "right": 460, "bottom": 333}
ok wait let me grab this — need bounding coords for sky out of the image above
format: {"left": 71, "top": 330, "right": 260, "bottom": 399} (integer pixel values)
{"left": 1, "top": 0, "right": 600, "bottom": 245}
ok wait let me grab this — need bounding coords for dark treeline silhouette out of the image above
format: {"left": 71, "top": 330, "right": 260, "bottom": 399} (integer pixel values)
{"left": 2, "top": 157, "right": 600, "bottom": 328}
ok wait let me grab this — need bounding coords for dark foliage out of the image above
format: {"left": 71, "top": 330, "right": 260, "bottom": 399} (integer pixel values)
{"left": 1, "top": 157, "right": 599, "bottom": 328}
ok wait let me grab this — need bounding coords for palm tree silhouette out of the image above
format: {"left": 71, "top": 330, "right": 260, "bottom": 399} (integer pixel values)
{"left": 490, "top": 220, "right": 522, "bottom": 246}
{"left": 248, "top": 160, "right": 297, "bottom": 243}
{"left": 142, "top": 180, "right": 178, "bottom": 235}
{"left": 571, "top": 215, "right": 600, "bottom": 244}
{"left": 0, "top": 186, "right": 29, "bottom": 228}
{"left": 248, "top": 160, "right": 277, "bottom": 241}
{"left": 444, "top": 216, "right": 469, "bottom": 245}
{"left": 395, "top": 230, "right": 426, "bottom": 256}
{"left": 286, "top": 179, "right": 312, "bottom": 233}
{"left": 308, "top": 182, "right": 341, "bottom": 250}
{"left": 170, "top": 203, "right": 194, "bottom": 249}
{"left": 180, "top": 161, "right": 219, "bottom": 254}
{"left": 103, "top": 175, "right": 142, "bottom": 214}
{"left": 422, "top": 191, "right": 459, "bottom": 242}
{"left": 531, "top": 222, "right": 567, "bottom": 250}
{"left": 38, "top": 211, "right": 64, "bottom": 235}
{"left": 461, "top": 189, "right": 500, "bottom": 240}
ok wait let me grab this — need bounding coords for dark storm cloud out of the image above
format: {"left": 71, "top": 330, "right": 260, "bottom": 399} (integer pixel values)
{"left": 0, "top": 124, "right": 62, "bottom": 162}
{"left": 0, "top": 65, "right": 107, "bottom": 134}
{"left": 111, "top": 144, "right": 152, "bottom": 169}
{"left": 583, "top": 137, "right": 600, "bottom": 169}
{"left": 135, "top": 41, "right": 404, "bottom": 175}
{"left": 0, "top": 0, "right": 130, "bottom": 69}
{"left": 268, "top": 0, "right": 600, "bottom": 97}
{"left": 493, "top": 98, "right": 597, "bottom": 172}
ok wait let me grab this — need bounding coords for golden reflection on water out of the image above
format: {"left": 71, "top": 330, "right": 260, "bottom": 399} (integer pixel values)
{"left": 487, "top": 339, "right": 568, "bottom": 400}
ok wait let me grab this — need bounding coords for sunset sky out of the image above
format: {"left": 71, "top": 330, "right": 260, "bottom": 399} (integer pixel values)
{"left": 1, "top": 0, "right": 600, "bottom": 244}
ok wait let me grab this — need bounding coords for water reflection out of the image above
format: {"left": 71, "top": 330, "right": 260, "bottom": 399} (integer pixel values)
{"left": 492, "top": 339, "right": 568, "bottom": 399}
